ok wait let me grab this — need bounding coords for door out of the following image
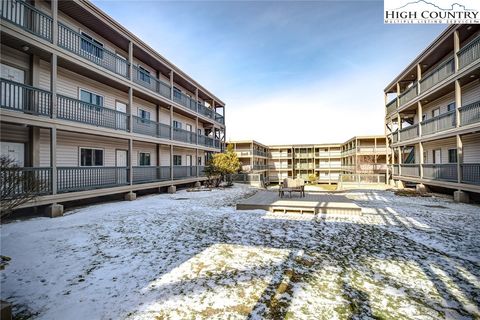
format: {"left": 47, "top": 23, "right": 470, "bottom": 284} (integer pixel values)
{"left": 186, "top": 124, "right": 192, "bottom": 143}
{"left": 1, "top": 64, "right": 25, "bottom": 111}
{"left": 186, "top": 155, "right": 192, "bottom": 176}
{"left": 115, "top": 101, "right": 127, "bottom": 130}
{"left": 433, "top": 149, "right": 441, "bottom": 164}
{"left": 1, "top": 142, "right": 25, "bottom": 166}
{"left": 116, "top": 149, "right": 128, "bottom": 184}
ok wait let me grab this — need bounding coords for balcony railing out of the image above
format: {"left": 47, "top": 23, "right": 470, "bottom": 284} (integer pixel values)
{"left": 132, "top": 116, "right": 171, "bottom": 139}
{"left": 295, "top": 164, "right": 314, "bottom": 170}
{"left": 198, "top": 135, "right": 214, "bottom": 148}
{"left": 173, "top": 127, "right": 196, "bottom": 144}
{"left": 197, "top": 103, "right": 214, "bottom": 119}
{"left": 386, "top": 98, "right": 397, "bottom": 116}
{"left": 253, "top": 150, "right": 268, "bottom": 157}
{"left": 393, "top": 164, "right": 399, "bottom": 175}
{"left": 215, "top": 113, "right": 225, "bottom": 125}
{"left": 132, "top": 65, "right": 171, "bottom": 99}
{"left": 392, "top": 131, "right": 398, "bottom": 143}
{"left": 0, "top": 167, "right": 52, "bottom": 198}
{"left": 421, "top": 110, "right": 456, "bottom": 136}
{"left": 58, "top": 23, "right": 130, "bottom": 79}
{"left": 295, "top": 153, "right": 314, "bottom": 158}
{"left": 57, "top": 167, "right": 129, "bottom": 193}
{"left": 269, "top": 164, "right": 292, "bottom": 170}
{"left": 132, "top": 166, "right": 171, "bottom": 184}
{"left": 1, "top": 78, "right": 51, "bottom": 116}
{"left": 173, "top": 90, "right": 197, "bottom": 112}
{"left": 419, "top": 57, "right": 454, "bottom": 93}
{"left": 1, "top": 0, "right": 52, "bottom": 41}
{"left": 422, "top": 164, "right": 457, "bottom": 182}
{"left": 459, "top": 101, "right": 480, "bottom": 126}
{"left": 173, "top": 166, "right": 197, "bottom": 180}
{"left": 461, "top": 164, "right": 480, "bottom": 185}
{"left": 399, "top": 124, "right": 419, "bottom": 141}
{"left": 398, "top": 83, "right": 417, "bottom": 107}
{"left": 270, "top": 153, "right": 292, "bottom": 158}
{"left": 400, "top": 164, "right": 419, "bottom": 177}
{"left": 252, "top": 165, "right": 268, "bottom": 170}
{"left": 57, "top": 95, "right": 129, "bottom": 131}
{"left": 458, "top": 35, "right": 480, "bottom": 70}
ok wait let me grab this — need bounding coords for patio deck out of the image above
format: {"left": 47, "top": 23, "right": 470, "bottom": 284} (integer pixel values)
{"left": 236, "top": 191, "right": 362, "bottom": 214}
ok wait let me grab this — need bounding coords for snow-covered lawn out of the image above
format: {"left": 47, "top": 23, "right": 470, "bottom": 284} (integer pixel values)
{"left": 1, "top": 185, "right": 479, "bottom": 319}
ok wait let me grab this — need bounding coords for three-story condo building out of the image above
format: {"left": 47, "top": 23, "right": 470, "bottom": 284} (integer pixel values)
{"left": 384, "top": 24, "right": 480, "bottom": 202}
{"left": 0, "top": 0, "right": 226, "bottom": 214}
{"left": 229, "top": 140, "right": 269, "bottom": 178}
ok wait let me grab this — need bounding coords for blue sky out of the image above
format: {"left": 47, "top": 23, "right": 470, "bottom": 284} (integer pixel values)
{"left": 93, "top": 0, "right": 445, "bottom": 144}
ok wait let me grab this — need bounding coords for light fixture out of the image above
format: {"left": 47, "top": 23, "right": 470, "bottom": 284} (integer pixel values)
{"left": 21, "top": 45, "right": 29, "bottom": 51}
{"left": 424, "top": 100, "right": 429, "bottom": 103}
{"left": 411, "top": 74, "right": 415, "bottom": 78}
{"left": 467, "top": 26, "right": 472, "bottom": 30}
{"left": 422, "top": 64, "right": 428, "bottom": 68}
{"left": 470, "top": 74, "right": 477, "bottom": 78}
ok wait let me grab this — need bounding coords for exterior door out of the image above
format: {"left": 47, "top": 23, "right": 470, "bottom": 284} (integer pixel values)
{"left": 1, "top": 142, "right": 25, "bottom": 166}
{"left": 115, "top": 101, "right": 127, "bottom": 130}
{"left": 186, "top": 155, "right": 192, "bottom": 176}
{"left": 116, "top": 149, "right": 128, "bottom": 184}
{"left": 433, "top": 149, "right": 441, "bottom": 164}
{"left": 1, "top": 64, "right": 25, "bottom": 111}
{"left": 186, "top": 124, "right": 192, "bottom": 143}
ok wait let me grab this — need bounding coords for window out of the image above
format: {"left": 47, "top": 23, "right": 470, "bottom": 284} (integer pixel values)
{"left": 173, "top": 120, "right": 182, "bottom": 129}
{"left": 422, "top": 114, "right": 426, "bottom": 121}
{"left": 80, "top": 148, "right": 104, "bottom": 166}
{"left": 198, "top": 157, "right": 202, "bottom": 165}
{"left": 138, "top": 66, "right": 150, "bottom": 84}
{"left": 81, "top": 32, "right": 103, "bottom": 59}
{"left": 138, "top": 109, "right": 151, "bottom": 120}
{"left": 80, "top": 89, "right": 103, "bottom": 107}
{"left": 139, "top": 152, "right": 151, "bottom": 166}
{"left": 447, "top": 102, "right": 455, "bottom": 112}
{"left": 173, "top": 155, "right": 182, "bottom": 166}
{"left": 448, "top": 149, "right": 457, "bottom": 163}
{"left": 173, "top": 87, "right": 182, "bottom": 99}
{"left": 198, "top": 128, "right": 202, "bottom": 136}
{"left": 432, "top": 108, "right": 440, "bottom": 118}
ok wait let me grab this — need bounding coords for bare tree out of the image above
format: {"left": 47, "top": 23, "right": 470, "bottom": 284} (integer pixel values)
{"left": 0, "top": 156, "right": 44, "bottom": 218}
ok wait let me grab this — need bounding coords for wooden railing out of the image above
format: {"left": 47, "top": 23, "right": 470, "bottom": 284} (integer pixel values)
{"left": 386, "top": 98, "right": 397, "bottom": 116}
{"left": 399, "top": 124, "right": 419, "bottom": 141}
{"left": 458, "top": 35, "right": 480, "bottom": 70}
{"left": 1, "top": 0, "right": 52, "bottom": 41}
{"left": 57, "top": 167, "right": 129, "bottom": 193}
{"left": 422, "top": 164, "right": 457, "bottom": 182}
{"left": 419, "top": 57, "right": 454, "bottom": 93}
{"left": 421, "top": 110, "right": 456, "bottom": 136}
{"left": 132, "top": 116, "right": 171, "bottom": 139}
{"left": 400, "top": 164, "right": 419, "bottom": 177}
{"left": 461, "top": 164, "right": 480, "bottom": 185}
{"left": 57, "top": 95, "right": 129, "bottom": 131}
{"left": 132, "top": 166, "right": 171, "bottom": 184}
{"left": 172, "top": 127, "right": 196, "bottom": 144}
{"left": 0, "top": 167, "right": 52, "bottom": 198}
{"left": 398, "top": 83, "right": 417, "bottom": 107}
{"left": 172, "top": 166, "right": 197, "bottom": 179}
{"left": 132, "top": 65, "right": 171, "bottom": 99}
{"left": 459, "top": 101, "right": 480, "bottom": 126}
{"left": 58, "top": 23, "right": 130, "bottom": 79}
{"left": 1, "top": 78, "right": 51, "bottom": 116}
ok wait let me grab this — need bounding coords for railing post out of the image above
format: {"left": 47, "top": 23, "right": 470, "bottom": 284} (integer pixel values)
{"left": 456, "top": 134, "right": 463, "bottom": 184}
{"left": 455, "top": 80, "right": 462, "bottom": 127}
{"left": 50, "top": 53, "right": 57, "bottom": 118}
{"left": 128, "top": 41, "right": 133, "bottom": 80}
{"left": 128, "top": 138, "right": 133, "bottom": 185}
{"left": 419, "top": 142, "right": 424, "bottom": 179}
{"left": 51, "top": 0, "right": 58, "bottom": 46}
{"left": 50, "top": 127, "right": 57, "bottom": 194}
{"left": 454, "top": 29, "right": 460, "bottom": 72}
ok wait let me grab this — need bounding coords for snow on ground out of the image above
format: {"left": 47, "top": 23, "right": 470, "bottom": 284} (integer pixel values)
{"left": 1, "top": 185, "right": 479, "bottom": 319}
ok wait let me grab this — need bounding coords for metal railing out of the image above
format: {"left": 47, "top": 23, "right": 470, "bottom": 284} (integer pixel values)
{"left": 392, "top": 131, "right": 398, "bottom": 143}
{"left": 57, "top": 23, "right": 129, "bottom": 79}
{"left": 132, "top": 166, "right": 171, "bottom": 184}
{"left": 57, "top": 167, "right": 129, "bottom": 193}
{"left": 458, "top": 35, "right": 480, "bottom": 70}
{"left": 399, "top": 124, "right": 419, "bottom": 141}
{"left": 339, "top": 174, "right": 386, "bottom": 184}
{"left": 421, "top": 110, "right": 456, "bottom": 136}
{"left": 198, "top": 135, "right": 214, "bottom": 148}
{"left": 215, "top": 113, "right": 225, "bottom": 125}
{"left": 392, "top": 164, "right": 399, "bottom": 175}
{"left": 197, "top": 103, "right": 214, "bottom": 119}
{"left": 173, "top": 90, "right": 197, "bottom": 112}
{"left": 172, "top": 166, "right": 197, "bottom": 179}
{"left": 132, "top": 116, "right": 171, "bottom": 139}
{"left": 1, "top": 0, "right": 52, "bottom": 41}
{"left": 398, "top": 83, "right": 417, "bottom": 107}
{"left": 172, "top": 127, "right": 196, "bottom": 144}
{"left": 0, "top": 167, "right": 52, "bottom": 198}
{"left": 253, "top": 150, "right": 268, "bottom": 157}
{"left": 422, "top": 164, "right": 457, "bottom": 182}
{"left": 386, "top": 98, "right": 397, "bottom": 116}
{"left": 400, "top": 164, "right": 420, "bottom": 177}
{"left": 132, "top": 65, "right": 171, "bottom": 99}
{"left": 419, "top": 57, "right": 454, "bottom": 93}
{"left": 461, "top": 164, "right": 480, "bottom": 185}
{"left": 57, "top": 95, "right": 129, "bottom": 131}
{"left": 459, "top": 101, "right": 480, "bottom": 126}
{"left": 1, "top": 78, "right": 51, "bottom": 116}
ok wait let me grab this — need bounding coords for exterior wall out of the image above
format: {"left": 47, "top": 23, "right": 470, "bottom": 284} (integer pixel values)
{"left": 422, "top": 137, "right": 456, "bottom": 164}
{"left": 0, "top": 45, "right": 30, "bottom": 81}
{"left": 461, "top": 79, "right": 480, "bottom": 106}
{"left": 463, "top": 133, "right": 480, "bottom": 164}
{"left": 132, "top": 142, "right": 158, "bottom": 166}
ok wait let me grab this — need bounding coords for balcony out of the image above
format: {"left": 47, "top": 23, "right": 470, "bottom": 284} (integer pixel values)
{"left": 1, "top": 0, "right": 52, "bottom": 42}
{"left": 421, "top": 110, "right": 456, "bottom": 136}
{"left": 172, "top": 127, "right": 196, "bottom": 144}
{"left": 0, "top": 167, "right": 52, "bottom": 198}
{"left": 392, "top": 164, "right": 399, "bottom": 175}
{"left": 57, "top": 23, "right": 130, "bottom": 79}
{"left": 398, "top": 83, "right": 417, "bottom": 107}
{"left": 386, "top": 98, "right": 397, "bottom": 116}
{"left": 57, "top": 95, "right": 129, "bottom": 131}
{"left": 269, "top": 164, "right": 292, "bottom": 170}
{"left": 399, "top": 124, "right": 419, "bottom": 141}
{"left": 458, "top": 35, "right": 480, "bottom": 70}
{"left": 423, "top": 164, "right": 457, "bottom": 182}
{"left": 419, "top": 57, "right": 454, "bottom": 93}
{"left": 1, "top": 78, "right": 51, "bottom": 116}
{"left": 172, "top": 166, "right": 197, "bottom": 180}
{"left": 461, "top": 164, "right": 480, "bottom": 185}
{"left": 295, "top": 164, "right": 314, "bottom": 170}
{"left": 400, "top": 164, "right": 420, "bottom": 177}
{"left": 295, "top": 153, "right": 314, "bottom": 159}
{"left": 252, "top": 165, "right": 268, "bottom": 170}
{"left": 459, "top": 100, "right": 480, "bottom": 127}
{"left": 132, "top": 65, "right": 171, "bottom": 99}
{"left": 132, "top": 166, "right": 171, "bottom": 184}
{"left": 270, "top": 153, "right": 292, "bottom": 158}
{"left": 173, "top": 90, "right": 197, "bottom": 113}
{"left": 392, "top": 131, "right": 398, "bottom": 143}
{"left": 253, "top": 150, "right": 268, "bottom": 157}
{"left": 198, "top": 135, "right": 215, "bottom": 148}
{"left": 57, "top": 167, "right": 129, "bottom": 193}
{"left": 132, "top": 116, "right": 171, "bottom": 139}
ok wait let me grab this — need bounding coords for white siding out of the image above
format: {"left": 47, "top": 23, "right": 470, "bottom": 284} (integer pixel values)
{"left": 0, "top": 45, "right": 30, "bottom": 73}
{"left": 462, "top": 133, "right": 480, "bottom": 163}
{"left": 133, "top": 142, "right": 157, "bottom": 166}
{"left": 461, "top": 79, "right": 480, "bottom": 106}
{"left": 159, "top": 146, "right": 171, "bottom": 166}
{"left": 422, "top": 92, "right": 455, "bottom": 120}
{"left": 422, "top": 137, "right": 456, "bottom": 164}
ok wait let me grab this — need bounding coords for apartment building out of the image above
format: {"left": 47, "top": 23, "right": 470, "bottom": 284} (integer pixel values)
{"left": 228, "top": 140, "right": 269, "bottom": 178}
{"left": 230, "top": 135, "right": 386, "bottom": 185}
{"left": 342, "top": 136, "right": 388, "bottom": 174}
{"left": 384, "top": 24, "right": 479, "bottom": 201}
{"left": 0, "top": 0, "right": 226, "bottom": 214}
